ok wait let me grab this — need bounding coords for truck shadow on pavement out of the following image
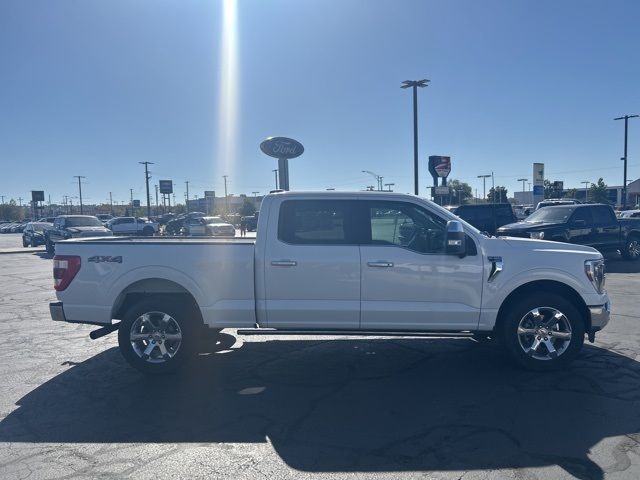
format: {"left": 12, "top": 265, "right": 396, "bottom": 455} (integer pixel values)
{"left": 1, "top": 337, "right": 639, "bottom": 480}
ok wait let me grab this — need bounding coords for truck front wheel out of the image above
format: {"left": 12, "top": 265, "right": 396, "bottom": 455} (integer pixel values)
{"left": 501, "top": 292, "right": 585, "bottom": 371}
{"left": 622, "top": 235, "right": 640, "bottom": 261}
{"left": 118, "top": 298, "right": 197, "bottom": 374}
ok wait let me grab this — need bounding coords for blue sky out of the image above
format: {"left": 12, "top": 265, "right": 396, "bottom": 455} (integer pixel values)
{"left": 1, "top": 0, "right": 639, "bottom": 206}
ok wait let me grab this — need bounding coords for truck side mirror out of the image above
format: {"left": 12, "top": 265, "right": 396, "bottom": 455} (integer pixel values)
{"left": 446, "top": 220, "right": 466, "bottom": 257}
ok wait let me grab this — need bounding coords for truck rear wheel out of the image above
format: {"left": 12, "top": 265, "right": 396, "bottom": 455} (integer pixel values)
{"left": 501, "top": 292, "right": 585, "bottom": 371}
{"left": 118, "top": 298, "right": 197, "bottom": 374}
{"left": 142, "top": 226, "right": 154, "bottom": 236}
{"left": 622, "top": 235, "right": 640, "bottom": 261}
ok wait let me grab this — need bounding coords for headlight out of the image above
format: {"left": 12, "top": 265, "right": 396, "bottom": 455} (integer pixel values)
{"left": 585, "top": 259, "right": 606, "bottom": 294}
{"left": 529, "top": 231, "right": 545, "bottom": 239}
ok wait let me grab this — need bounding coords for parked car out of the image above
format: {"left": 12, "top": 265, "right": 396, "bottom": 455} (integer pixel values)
{"left": 22, "top": 222, "right": 52, "bottom": 247}
{"left": 0, "top": 222, "right": 18, "bottom": 233}
{"left": 452, "top": 204, "right": 518, "bottom": 236}
{"left": 618, "top": 209, "right": 640, "bottom": 219}
{"left": 38, "top": 217, "right": 57, "bottom": 223}
{"left": 182, "top": 216, "right": 236, "bottom": 237}
{"left": 241, "top": 213, "right": 259, "bottom": 232}
{"left": 165, "top": 212, "right": 206, "bottom": 235}
{"left": 95, "top": 214, "right": 114, "bottom": 225}
{"left": 106, "top": 217, "right": 158, "bottom": 236}
{"left": 50, "top": 191, "right": 609, "bottom": 374}
{"left": 497, "top": 204, "right": 640, "bottom": 260}
{"left": 536, "top": 199, "right": 581, "bottom": 210}
{"left": 44, "top": 215, "right": 113, "bottom": 254}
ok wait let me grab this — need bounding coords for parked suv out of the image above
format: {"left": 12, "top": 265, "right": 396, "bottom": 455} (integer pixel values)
{"left": 22, "top": 222, "right": 52, "bottom": 247}
{"left": 45, "top": 215, "right": 113, "bottom": 254}
{"left": 453, "top": 204, "right": 517, "bottom": 236}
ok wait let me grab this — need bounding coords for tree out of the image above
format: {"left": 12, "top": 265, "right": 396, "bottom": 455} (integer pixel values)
{"left": 0, "top": 199, "right": 23, "bottom": 221}
{"left": 447, "top": 179, "right": 473, "bottom": 204}
{"left": 589, "top": 178, "right": 609, "bottom": 204}
{"left": 564, "top": 188, "right": 578, "bottom": 199}
{"left": 487, "top": 186, "right": 508, "bottom": 203}
{"left": 239, "top": 198, "right": 256, "bottom": 217}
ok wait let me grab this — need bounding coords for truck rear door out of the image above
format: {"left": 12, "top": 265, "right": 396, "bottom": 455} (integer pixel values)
{"left": 263, "top": 199, "right": 360, "bottom": 329}
{"left": 591, "top": 205, "right": 621, "bottom": 251}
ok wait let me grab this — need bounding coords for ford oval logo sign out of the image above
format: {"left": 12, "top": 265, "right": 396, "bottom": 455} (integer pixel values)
{"left": 260, "top": 137, "right": 304, "bottom": 159}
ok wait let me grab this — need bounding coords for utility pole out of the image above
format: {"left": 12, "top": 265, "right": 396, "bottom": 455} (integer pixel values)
{"left": 109, "top": 192, "right": 114, "bottom": 215}
{"left": 130, "top": 189, "right": 134, "bottom": 204}
{"left": 384, "top": 183, "right": 395, "bottom": 192}
{"left": 401, "top": 79, "right": 429, "bottom": 195}
{"left": 73, "top": 176, "right": 86, "bottom": 214}
{"left": 582, "top": 181, "right": 590, "bottom": 203}
{"left": 252, "top": 191, "right": 259, "bottom": 199}
{"left": 272, "top": 169, "right": 279, "bottom": 190}
{"left": 362, "top": 170, "right": 383, "bottom": 191}
{"left": 614, "top": 114, "right": 638, "bottom": 209}
{"left": 139, "top": 161, "right": 154, "bottom": 218}
{"left": 184, "top": 181, "right": 190, "bottom": 213}
{"left": 17, "top": 197, "right": 22, "bottom": 207}
{"left": 222, "top": 175, "right": 229, "bottom": 213}
{"left": 478, "top": 174, "right": 491, "bottom": 201}
{"left": 154, "top": 184, "right": 159, "bottom": 215}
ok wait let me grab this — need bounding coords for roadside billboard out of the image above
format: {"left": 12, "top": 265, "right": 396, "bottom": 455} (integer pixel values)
{"left": 159, "top": 180, "right": 173, "bottom": 194}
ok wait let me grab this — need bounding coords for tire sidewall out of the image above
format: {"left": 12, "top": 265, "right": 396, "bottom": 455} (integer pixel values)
{"left": 118, "top": 298, "right": 197, "bottom": 374}
{"left": 501, "top": 292, "right": 585, "bottom": 371}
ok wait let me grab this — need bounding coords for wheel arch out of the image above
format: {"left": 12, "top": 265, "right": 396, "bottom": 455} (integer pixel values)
{"left": 494, "top": 280, "right": 590, "bottom": 335}
{"left": 111, "top": 278, "right": 203, "bottom": 326}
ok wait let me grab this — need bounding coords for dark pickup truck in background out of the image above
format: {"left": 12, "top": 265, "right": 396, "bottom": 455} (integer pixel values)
{"left": 497, "top": 204, "right": 640, "bottom": 260}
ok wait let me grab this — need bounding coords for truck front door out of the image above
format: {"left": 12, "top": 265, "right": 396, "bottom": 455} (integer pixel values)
{"left": 264, "top": 199, "right": 360, "bottom": 329}
{"left": 359, "top": 200, "right": 484, "bottom": 331}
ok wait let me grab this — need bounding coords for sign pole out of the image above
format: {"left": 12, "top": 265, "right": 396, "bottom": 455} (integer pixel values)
{"left": 278, "top": 158, "right": 290, "bottom": 191}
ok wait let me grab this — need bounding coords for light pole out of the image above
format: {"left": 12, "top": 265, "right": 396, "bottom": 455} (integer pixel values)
{"left": 384, "top": 183, "right": 395, "bottom": 192}
{"left": 401, "top": 79, "right": 429, "bottom": 195}
{"left": 185, "top": 181, "right": 190, "bottom": 213}
{"left": 582, "top": 181, "right": 590, "bottom": 203}
{"left": 518, "top": 178, "right": 528, "bottom": 203}
{"left": 362, "top": 170, "right": 383, "bottom": 191}
{"left": 73, "top": 176, "right": 86, "bottom": 214}
{"left": 272, "top": 169, "right": 279, "bottom": 190}
{"left": 139, "top": 161, "right": 154, "bottom": 218}
{"left": 614, "top": 114, "right": 638, "bottom": 209}
{"left": 477, "top": 174, "right": 491, "bottom": 201}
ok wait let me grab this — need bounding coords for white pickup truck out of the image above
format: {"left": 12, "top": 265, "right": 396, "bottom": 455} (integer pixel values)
{"left": 49, "top": 191, "right": 610, "bottom": 374}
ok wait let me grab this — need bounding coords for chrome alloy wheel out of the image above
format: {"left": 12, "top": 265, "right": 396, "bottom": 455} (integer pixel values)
{"left": 517, "top": 307, "right": 572, "bottom": 361}
{"left": 129, "top": 312, "right": 182, "bottom": 364}
{"left": 628, "top": 239, "right": 640, "bottom": 259}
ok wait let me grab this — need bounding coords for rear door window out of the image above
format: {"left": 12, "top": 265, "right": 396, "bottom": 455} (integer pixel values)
{"left": 592, "top": 206, "right": 616, "bottom": 226}
{"left": 278, "top": 200, "right": 357, "bottom": 245}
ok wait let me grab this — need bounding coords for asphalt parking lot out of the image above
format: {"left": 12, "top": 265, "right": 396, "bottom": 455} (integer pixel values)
{"left": 0, "top": 248, "right": 639, "bottom": 480}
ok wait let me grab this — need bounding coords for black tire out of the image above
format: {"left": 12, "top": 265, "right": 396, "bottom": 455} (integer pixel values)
{"left": 22, "top": 237, "right": 28, "bottom": 248}
{"left": 142, "top": 226, "right": 154, "bottom": 236}
{"left": 500, "top": 292, "right": 585, "bottom": 371}
{"left": 621, "top": 235, "right": 640, "bottom": 261}
{"left": 118, "top": 298, "right": 198, "bottom": 374}
{"left": 45, "top": 238, "right": 54, "bottom": 254}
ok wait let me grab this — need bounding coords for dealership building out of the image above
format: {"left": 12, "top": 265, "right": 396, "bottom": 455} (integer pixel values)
{"left": 514, "top": 178, "right": 640, "bottom": 207}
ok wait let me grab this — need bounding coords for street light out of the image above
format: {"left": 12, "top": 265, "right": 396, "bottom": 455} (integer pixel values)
{"left": 401, "top": 79, "right": 429, "bottom": 195}
{"left": 384, "top": 183, "right": 395, "bottom": 192}
{"left": 614, "top": 114, "right": 638, "bottom": 209}
{"left": 477, "top": 174, "right": 491, "bottom": 201}
{"left": 362, "top": 170, "right": 383, "bottom": 191}
{"left": 582, "top": 181, "right": 590, "bottom": 203}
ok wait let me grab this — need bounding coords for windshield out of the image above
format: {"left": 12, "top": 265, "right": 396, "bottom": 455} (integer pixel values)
{"left": 65, "top": 216, "right": 103, "bottom": 227}
{"left": 204, "top": 217, "right": 225, "bottom": 223}
{"left": 525, "top": 206, "right": 575, "bottom": 223}
{"left": 31, "top": 223, "right": 48, "bottom": 231}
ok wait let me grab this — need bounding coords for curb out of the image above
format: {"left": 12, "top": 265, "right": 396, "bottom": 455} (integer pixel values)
{"left": 0, "top": 248, "right": 46, "bottom": 255}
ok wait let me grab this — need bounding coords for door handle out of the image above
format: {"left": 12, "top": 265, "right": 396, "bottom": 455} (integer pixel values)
{"left": 271, "top": 260, "right": 297, "bottom": 267}
{"left": 367, "top": 261, "right": 394, "bottom": 268}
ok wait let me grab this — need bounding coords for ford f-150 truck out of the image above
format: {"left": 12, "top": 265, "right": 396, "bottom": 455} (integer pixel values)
{"left": 497, "top": 204, "right": 640, "bottom": 260}
{"left": 49, "top": 191, "right": 610, "bottom": 374}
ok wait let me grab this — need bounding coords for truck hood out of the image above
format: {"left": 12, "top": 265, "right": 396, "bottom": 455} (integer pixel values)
{"left": 68, "top": 226, "right": 113, "bottom": 236}
{"left": 497, "top": 220, "right": 564, "bottom": 232}
{"left": 498, "top": 236, "right": 600, "bottom": 257}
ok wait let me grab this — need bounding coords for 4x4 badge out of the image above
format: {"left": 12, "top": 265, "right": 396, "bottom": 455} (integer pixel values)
{"left": 88, "top": 256, "right": 122, "bottom": 263}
